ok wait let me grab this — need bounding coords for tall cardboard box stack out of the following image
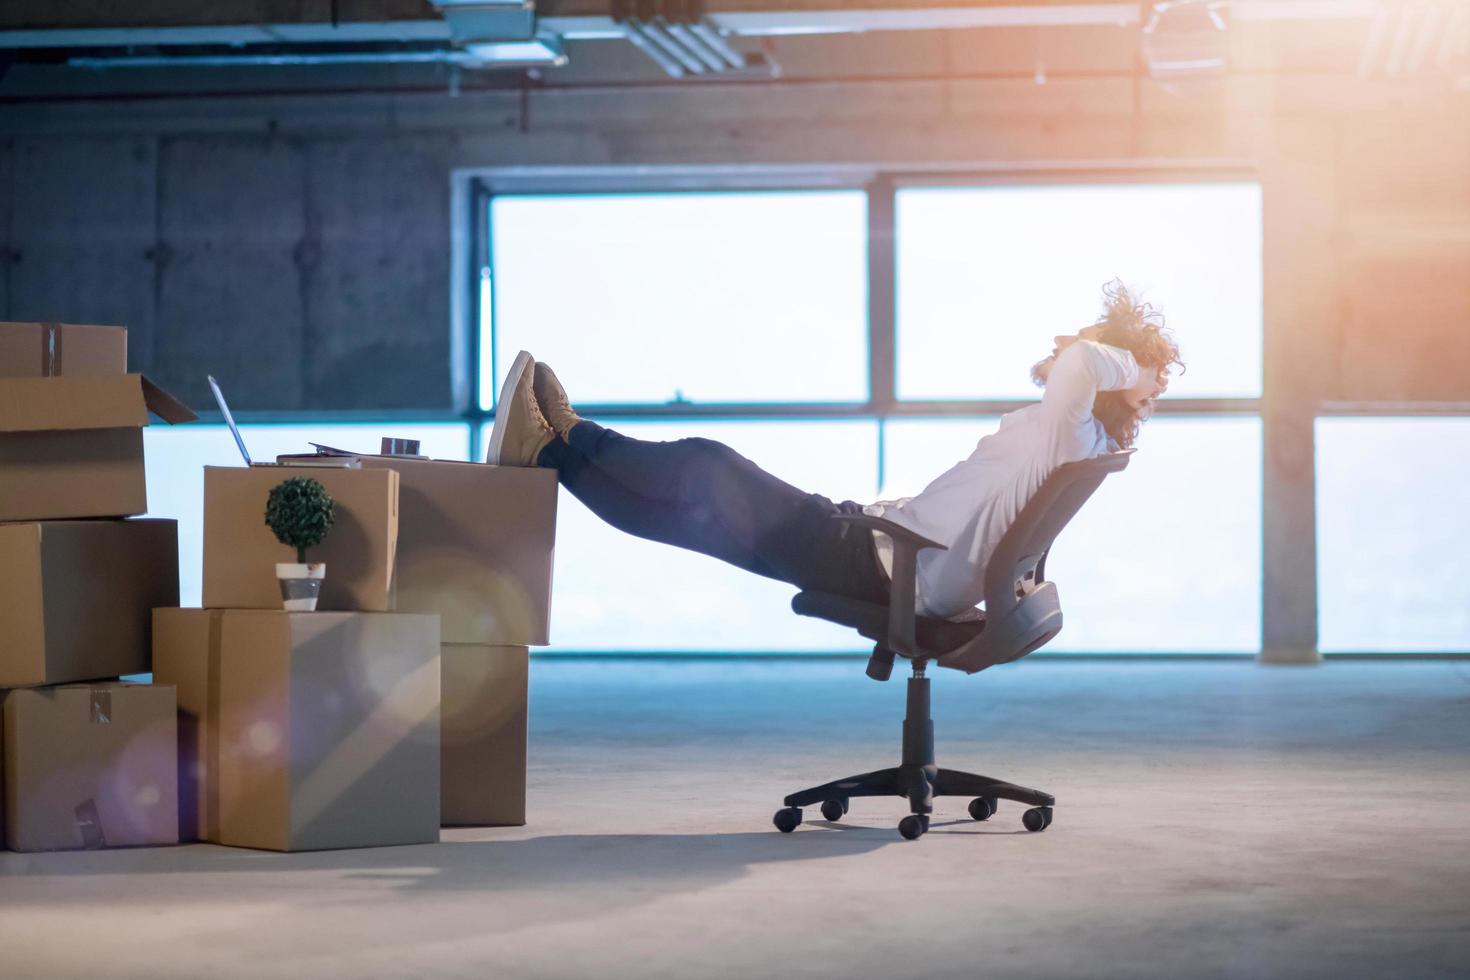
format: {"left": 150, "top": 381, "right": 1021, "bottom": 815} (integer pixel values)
{"left": 154, "top": 461, "right": 444, "bottom": 851}
{"left": 0, "top": 321, "right": 192, "bottom": 852}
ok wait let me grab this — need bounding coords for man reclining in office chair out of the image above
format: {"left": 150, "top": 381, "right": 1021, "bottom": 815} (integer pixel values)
{"left": 485, "top": 280, "right": 1183, "bottom": 623}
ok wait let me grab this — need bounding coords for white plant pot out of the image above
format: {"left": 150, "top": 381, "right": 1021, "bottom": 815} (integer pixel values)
{"left": 276, "top": 562, "right": 326, "bottom": 611}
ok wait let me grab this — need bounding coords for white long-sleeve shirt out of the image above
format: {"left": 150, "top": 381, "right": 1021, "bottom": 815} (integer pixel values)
{"left": 866, "top": 340, "right": 1140, "bottom": 619}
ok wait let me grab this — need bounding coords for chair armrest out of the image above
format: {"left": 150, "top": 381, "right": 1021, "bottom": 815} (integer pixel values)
{"left": 828, "top": 513, "right": 947, "bottom": 554}
{"left": 829, "top": 512, "right": 947, "bottom": 661}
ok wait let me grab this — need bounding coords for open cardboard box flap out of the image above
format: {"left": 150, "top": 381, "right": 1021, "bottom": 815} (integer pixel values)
{"left": 0, "top": 374, "right": 197, "bottom": 433}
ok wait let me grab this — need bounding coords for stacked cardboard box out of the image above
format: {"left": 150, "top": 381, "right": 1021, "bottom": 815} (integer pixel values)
{"left": 164, "top": 445, "right": 556, "bottom": 834}
{"left": 0, "top": 322, "right": 558, "bottom": 853}
{"left": 0, "top": 321, "right": 193, "bottom": 852}
{"left": 153, "top": 606, "right": 441, "bottom": 851}
{"left": 155, "top": 460, "right": 446, "bottom": 852}
{"left": 297, "top": 449, "right": 556, "bottom": 827}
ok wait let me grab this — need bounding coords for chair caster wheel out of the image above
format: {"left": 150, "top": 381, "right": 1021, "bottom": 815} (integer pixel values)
{"left": 773, "top": 807, "right": 802, "bottom": 833}
{"left": 820, "top": 798, "right": 847, "bottom": 822}
{"left": 968, "top": 797, "right": 994, "bottom": 821}
{"left": 898, "top": 814, "right": 927, "bottom": 840}
{"left": 1022, "top": 806, "right": 1053, "bottom": 832}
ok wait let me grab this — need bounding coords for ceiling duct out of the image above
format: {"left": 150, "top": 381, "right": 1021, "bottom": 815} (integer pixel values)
{"left": 612, "top": 0, "right": 777, "bottom": 79}
{"left": 433, "top": 0, "right": 569, "bottom": 67}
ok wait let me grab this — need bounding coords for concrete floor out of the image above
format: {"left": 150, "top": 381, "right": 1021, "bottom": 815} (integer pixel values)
{"left": 2, "top": 659, "right": 1469, "bottom": 979}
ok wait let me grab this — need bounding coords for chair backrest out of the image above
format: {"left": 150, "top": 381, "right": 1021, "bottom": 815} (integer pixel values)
{"left": 984, "top": 448, "right": 1134, "bottom": 615}
{"left": 939, "top": 448, "right": 1133, "bottom": 673}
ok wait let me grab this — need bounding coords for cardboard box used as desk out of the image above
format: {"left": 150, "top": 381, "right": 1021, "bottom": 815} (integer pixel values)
{"left": 0, "top": 373, "right": 196, "bottom": 521}
{"left": 2, "top": 682, "right": 179, "bottom": 852}
{"left": 0, "top": 321, "right": 128, "bottom": 378}
{"left": 0, "top": 519, "right": 179, "bottom": 688}
{"left": 281, "top": 453, "right": 557, "bottom": 646}
{"left": 442, "top": 643, "right": 528, "bottom": 826}
{"left": 152, "top": 608, "right": 440, "bottom": 851}
{"left": 202, "top": 466, "right": 399, "bottom": 613}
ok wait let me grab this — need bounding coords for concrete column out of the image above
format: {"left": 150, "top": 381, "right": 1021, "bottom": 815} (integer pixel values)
{"left": 1258, "top": 121, "right": 1340, "bottom": 665}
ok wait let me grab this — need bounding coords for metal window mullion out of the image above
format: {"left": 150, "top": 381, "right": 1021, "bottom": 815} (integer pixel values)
{"left": 867, "top": 177, "right": 897, "bottom": 416}
{"left": 474, "top": 179, "right": 497, "bottom": 417}
{"left": 868, "top": 178, "right": 897, "bottom": 497}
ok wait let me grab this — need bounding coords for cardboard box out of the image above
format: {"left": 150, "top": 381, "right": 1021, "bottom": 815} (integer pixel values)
{"left": 364, "top": 457, "right": 554, "bottom": 646}
{"left": 283, "top": 453, "right": 556, "bottom": 645}
{"left": 202, "top": 466, "right": 400, "bottom": 612}
{"left": 0, "top": 321, "right": 128, "bottom": 378}
{"left": 155, "top": 609, "right": 440, "bottom": 851}
{"left": 0, "top": 519, "right": 179, "bottom": 688}
{"left": 151, "top": 607, "right": 220, "bottom": 842}
{"left": 2, "top": 682, "right": 179, "bottom": 851}
{"left": 442, "top": 643, "right": 528, "bottom": 827}
{"left": 0, "top": 374, "right": 196, "bottom": 521}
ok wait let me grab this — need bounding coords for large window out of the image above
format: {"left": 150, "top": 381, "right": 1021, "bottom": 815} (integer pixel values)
{"left": 479, "top": 179, "right": 1265, "bottom": 653}
{"left": 895, "top": 182, "right": 1263, "bottom": 401}
{"left": 482, "top": 191, "right": 869, "bottom": 408}
{"left": 1317, "top": 418, "right": 1470, "bottom": 653}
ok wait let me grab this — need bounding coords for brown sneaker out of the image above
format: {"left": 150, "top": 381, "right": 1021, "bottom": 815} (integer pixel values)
{"left": 485, "top": 350, "right": 555, "bottom": 466}
{"left": 532, "top": 362, "right": 583, "bottom": 439}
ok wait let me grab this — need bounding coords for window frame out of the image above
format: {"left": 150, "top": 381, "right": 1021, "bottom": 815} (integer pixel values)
{"left": 468, "top": 165, "right": 1262, "bottom": 434}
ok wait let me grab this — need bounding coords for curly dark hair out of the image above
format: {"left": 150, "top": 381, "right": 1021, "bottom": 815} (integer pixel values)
{"left": 1087, "top": 279, "right": 1185, "bottom": 450}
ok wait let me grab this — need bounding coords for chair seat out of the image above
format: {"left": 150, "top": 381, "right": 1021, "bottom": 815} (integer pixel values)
{"left": 791, "top": 590, "right": 985, "bottom": 656}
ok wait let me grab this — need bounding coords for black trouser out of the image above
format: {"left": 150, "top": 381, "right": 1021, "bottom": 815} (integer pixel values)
{"left": 537, "top": 421, "right": 890, "bottom": 603}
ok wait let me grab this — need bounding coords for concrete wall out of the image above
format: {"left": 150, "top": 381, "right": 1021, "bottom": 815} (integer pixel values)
{"left": 2, "top": 73, "right": 1466, "bottom": 412}
{"left": 0, "top": 127, "right": 456, "bottom": 411}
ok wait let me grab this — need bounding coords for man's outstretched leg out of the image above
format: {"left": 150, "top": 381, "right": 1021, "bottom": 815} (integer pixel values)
{"left": 487, "top": 351, "right": 784, "bottom": 577}
{"left": 535, "top": 429, "right": 779, "bottom": 579}
{"left": 488, "top": 354, "right": 887, "bottom": 599}
{"left": 488, "top": 353, "right": 889, "bottom": 602}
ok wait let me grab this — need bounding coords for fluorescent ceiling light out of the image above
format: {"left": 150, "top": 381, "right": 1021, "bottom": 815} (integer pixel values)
{"left": 465, "top": 34, "right": 567, "bottom": 66}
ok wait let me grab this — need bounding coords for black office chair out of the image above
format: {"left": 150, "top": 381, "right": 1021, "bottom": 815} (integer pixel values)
{"left": 777, "top": 449, "right": 1134, "bottom": 840}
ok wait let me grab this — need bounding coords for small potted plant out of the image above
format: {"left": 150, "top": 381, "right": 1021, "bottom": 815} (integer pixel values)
{"left": 264, "top": 476, "right": 336, "bottom": 611}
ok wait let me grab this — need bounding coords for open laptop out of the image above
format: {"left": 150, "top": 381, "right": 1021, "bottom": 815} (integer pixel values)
{"left": 207, "top": 374, "right": 262, "bottom": 466}
{"left": 208, "top": 375, "right": 361, "bottom": 468}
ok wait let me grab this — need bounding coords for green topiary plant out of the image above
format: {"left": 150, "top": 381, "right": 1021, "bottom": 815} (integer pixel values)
{"left": 264, "top": 477, "right": 336, "bottom": 564}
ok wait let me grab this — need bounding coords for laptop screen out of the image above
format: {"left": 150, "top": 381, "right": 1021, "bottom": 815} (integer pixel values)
{"left": 207, "top": 374, "right": 252, "bottom": 466}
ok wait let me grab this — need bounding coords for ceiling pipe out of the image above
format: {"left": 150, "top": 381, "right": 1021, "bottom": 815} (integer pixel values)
{"left": 69, "top": 49, "right": 483, "bottom": 69}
